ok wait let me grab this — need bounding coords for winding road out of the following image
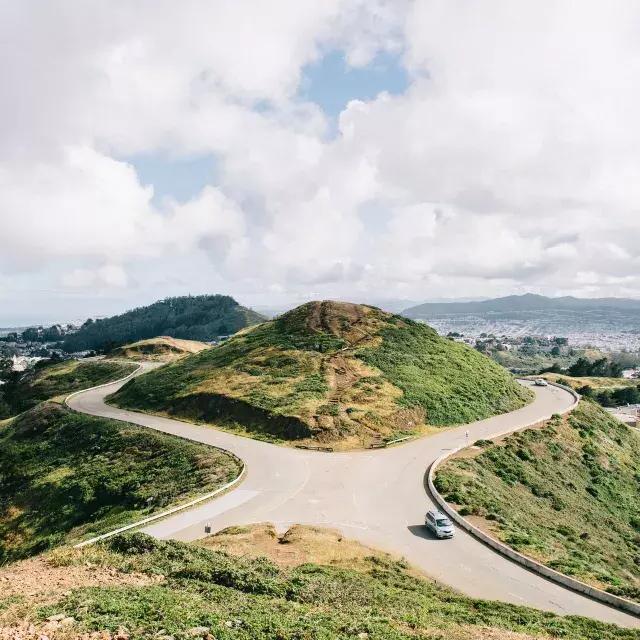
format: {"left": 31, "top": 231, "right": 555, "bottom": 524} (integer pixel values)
{"left": 68, "top": 366, "right": 639, "bottom": 628}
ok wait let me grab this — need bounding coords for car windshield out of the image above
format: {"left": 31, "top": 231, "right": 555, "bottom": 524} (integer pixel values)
{"left": 436, "top": 518, "right": 451, "bottom": 527}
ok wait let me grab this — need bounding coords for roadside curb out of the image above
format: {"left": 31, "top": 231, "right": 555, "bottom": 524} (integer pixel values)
{"left": 63, "top": 364, "right": 247, "bottom": 549}
{"left": 427, "top": 382, "right": 640, "bottom": 618}
{"left": 64, "top": 361, "right": 143, "bottom": 407}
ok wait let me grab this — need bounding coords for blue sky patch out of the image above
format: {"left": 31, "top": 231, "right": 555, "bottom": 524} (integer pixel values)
{"left": 125, "top": 153, "right": 218, "bottom": 207}
{"left": 300, "top": 50, "right": 409, "bottom": 119}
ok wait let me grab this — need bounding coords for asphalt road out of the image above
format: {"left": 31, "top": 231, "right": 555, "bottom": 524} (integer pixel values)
{"left": 68, "top": 369, "right": 639, "bottom": 627}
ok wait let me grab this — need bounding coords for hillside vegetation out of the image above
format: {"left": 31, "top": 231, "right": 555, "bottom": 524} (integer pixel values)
{"left": 1, "top": 528, "right": 638, "bottom": 640}
{"left": 540, "top": 373, "right": 640, "bottom": 407}
{"left": 110, "top": 301, "right": 531, "bottom": 448}
{"left": 0, "top": 359, "right": 136, "bottom": 418}
{"left": 109, "top": 336, "right": 210, "bottom": 362}
{"left": 0, "top": 403, "right": 241, "bottom": 563}
{"left": 62, "top": 295, "right": 265, "bottom": 353}
{"left": 435, "top": 401, "right": 640, "bottom": 601}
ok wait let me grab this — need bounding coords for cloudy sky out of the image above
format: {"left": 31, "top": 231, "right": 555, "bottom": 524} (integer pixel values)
{"left": 2, "top": 1, "right": 640, "bottom": 324}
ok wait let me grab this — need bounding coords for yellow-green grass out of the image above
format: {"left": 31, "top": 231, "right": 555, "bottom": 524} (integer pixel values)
{"left": 2, "top": 528, "right": 638, "bottom": 640}
{"left": 0, "top": 359, "right": 137, "bottom": 417}
{"left": 110, "top": 301, "right": 532, "bottom": 449}
{"left": 109, "top": 336, "right": 211, "bottom": 362}
{"left": 0, "top": 403, "right": 241, "bottom": 563}
{"left": 436, "top": 401, "right": 640, "bottom": 602}
{"left": 541, "top": 373, "right": 638, "bottom": 390}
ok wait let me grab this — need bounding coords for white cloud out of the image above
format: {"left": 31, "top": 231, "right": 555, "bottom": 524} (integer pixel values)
{"left": 1, "top": 0, "right": 640, "bottom": 321}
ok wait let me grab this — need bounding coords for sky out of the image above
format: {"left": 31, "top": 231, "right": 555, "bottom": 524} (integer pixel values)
{"left": 2, "top": 1, "right": 640, "bottom": 324}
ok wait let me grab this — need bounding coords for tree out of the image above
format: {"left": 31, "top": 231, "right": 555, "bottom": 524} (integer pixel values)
{"left": 21, "top": 327, "right": 41, "bottom": 342}
{"left": 0, "top": 357, "right": 12, "bottom": 379}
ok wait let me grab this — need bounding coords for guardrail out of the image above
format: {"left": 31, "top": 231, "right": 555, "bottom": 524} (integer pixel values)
{"left": 74, "top": 465, "right": 245, "bottom": 548}
{"left": 64, "top": 366, "right": 246, "bottom": 549}
{"left": 428, "top": 382, "right": 640, "bottom": 617}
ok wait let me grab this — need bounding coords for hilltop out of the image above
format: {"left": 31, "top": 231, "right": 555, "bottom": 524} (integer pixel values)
{"left": 436, "top": 401, "right": 640, "bottom": 602}
{"left": 0, "top": 528, "right": 636, "bottom": 640}
{"left": 110, "top": 301, "right": 531, "bottom": 449}
{"left": 62, "top": 295, "right": 265, "bottom": 353}
{"left": 109, "top": 336, "right": 210, "bottom": 362}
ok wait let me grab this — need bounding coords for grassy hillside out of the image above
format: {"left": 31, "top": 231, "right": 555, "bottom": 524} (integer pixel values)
{"left": 62, "top": 295, "right": 265, "bottom": 353}
{"left": 1, "top": 528, "right": 638, "bottom": 640}
{"left": 435, "top": 401, "right": 640, "bottom": 601}
{"left": 0, "top": 359, "right": 137, "bottom": 418}
{"left": 0, "top": 403, "right": 241, "bottom": 563}
{"left": 492, "top": 349, "right": 578, "bottom": 374}
{"left": 109, "top": 336, "right": 210, "bottom": 362}
{"left": 540, "top": 373, "right": 638, "bottom": 391}
{"left": 538, "top": 373, "right": 640, "bottom": 408}
{"left": 110, "top": 301, "right": 532, "bottom": 448}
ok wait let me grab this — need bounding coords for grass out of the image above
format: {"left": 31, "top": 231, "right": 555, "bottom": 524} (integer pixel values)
{"left": 0, "top": 403, "right": 242, "bottom": 563}
{"left": 3, "top": 527, "right": 639, "bottom": 640}
{"left": 358, "top": 322, "right": 532, "bottom": 425}
{"left": 435, "top": 401, "right": 640, "bottom": 601}
{"left": 540, "top": 373, "right": 638, "bottom": 391}
{"left": 0, "top": 359, "right": 137, "bottom": 417}
{"left": 492, "top": 350, "right": 580, "bottom": 374}
{"left": 110, "top": 301, "right": 531, "bottom": 448}
{"left": 109, "top": 336, "right": 210, "bottom": 362}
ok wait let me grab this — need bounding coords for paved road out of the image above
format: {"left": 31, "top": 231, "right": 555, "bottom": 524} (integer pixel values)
{"left": 69, "top": 369, "right": 639, "bottom": 627}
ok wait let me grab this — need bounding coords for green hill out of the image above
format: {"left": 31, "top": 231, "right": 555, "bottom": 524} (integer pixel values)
{"left": 1, "top": 528, "right": 636, "bottom": 640}
{"left": 62, "top": 295, "right": 266, "bottom": 353}
{"left": 110, "top": 300, "right": 532, "bottom": 449}
{"left": 0, "top": 359, "right": 137, "bottom": 418}
{"left": 0, "top": 403, "right": 241, "bottom": 563}
{"left": 435, "top": 401, "right": 640, "bottom": 601}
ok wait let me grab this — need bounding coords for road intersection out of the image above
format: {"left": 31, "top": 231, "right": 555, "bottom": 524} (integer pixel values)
{"left": 68, "top": 367, "right": 639, "bottom": 628}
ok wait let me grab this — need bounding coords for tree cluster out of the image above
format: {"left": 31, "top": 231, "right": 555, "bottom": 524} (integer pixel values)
{"left": 61, "top": 295, "right": 263, "bottom": 353}
{"left": 579, "top": 384, "right": 640, "bottom": 407}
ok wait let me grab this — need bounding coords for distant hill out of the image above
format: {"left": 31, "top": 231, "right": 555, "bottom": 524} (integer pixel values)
{"left": 404, "top": 293, "right": 640, "bottom": 316}
{"left": 403, "top": 294, "right": 640, "bottom": 342}
{"left": 110, "top": 300, "right": 531, "bottom": 449}
{"left": 109, "top": 336, "right": 211, "bottom": 362}
{"left": 62, "top": 295, "right": 266, "bottom": 353}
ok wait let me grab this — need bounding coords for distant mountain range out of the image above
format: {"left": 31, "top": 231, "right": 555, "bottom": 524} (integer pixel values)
{"left": 402, "top": 294, "right": 640, "bottom": 346}
{"left": 404, "top": 294, "right": 640, "bottom": 316}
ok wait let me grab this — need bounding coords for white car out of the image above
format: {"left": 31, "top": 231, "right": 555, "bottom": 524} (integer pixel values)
{"left": 533, "top": 378, "right": 549, "bottom": 387}
{"left": 425, "top": 509, "right": 455, "bottom": 539}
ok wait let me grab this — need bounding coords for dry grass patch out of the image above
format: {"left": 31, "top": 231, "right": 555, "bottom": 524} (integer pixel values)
{"left": 109, "top": 336, "right": 210, "bottom": 362}
{"left": 199, "top": 523, "right": 393, "bottom": 570}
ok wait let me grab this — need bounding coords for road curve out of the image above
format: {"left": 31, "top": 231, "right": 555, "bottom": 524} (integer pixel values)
{"left": 68, "top": 368, "right": 639, "bottom": 628}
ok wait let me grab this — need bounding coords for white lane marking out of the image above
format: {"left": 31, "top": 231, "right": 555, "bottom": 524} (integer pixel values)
{"left": 142, "top": 489, "right": 259, "bottom": 538}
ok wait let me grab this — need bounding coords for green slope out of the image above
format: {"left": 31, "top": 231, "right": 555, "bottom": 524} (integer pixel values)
{"left": 10, "top": 531, "right": 638, "bottom": 640}
{"left": 0, "top": 359, "right": 137, "bottom": 418}
{"left": 436, "top": 401, "right": 640, "bottom": 601}
{"left": 110, "top": 300, "right": 532, "bottom": 448}
{"left": 0, "top": 404, "right": 241, "bottom": 563}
